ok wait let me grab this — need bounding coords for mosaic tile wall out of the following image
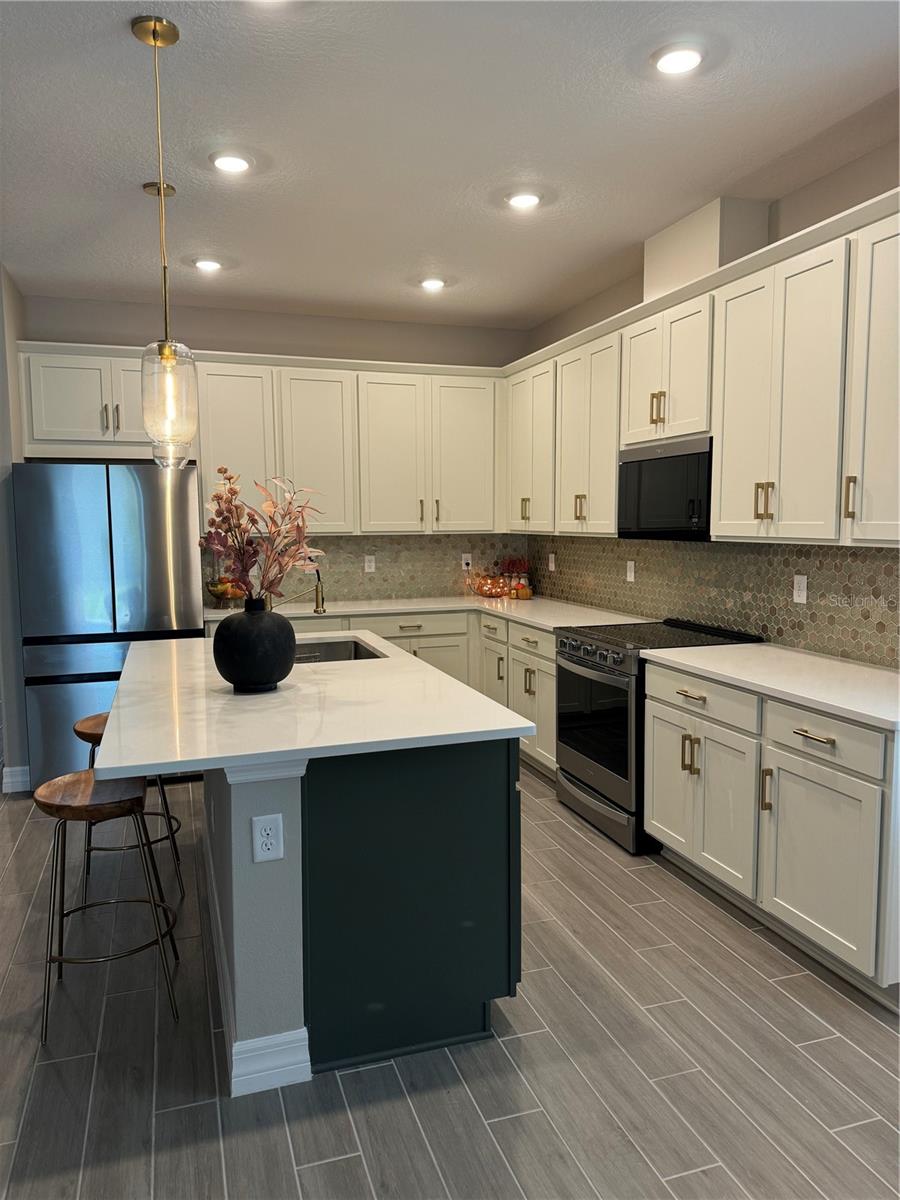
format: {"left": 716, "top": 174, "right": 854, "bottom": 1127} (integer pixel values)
{"left": 527, "top": 537, "right": 899, "bottom": 668}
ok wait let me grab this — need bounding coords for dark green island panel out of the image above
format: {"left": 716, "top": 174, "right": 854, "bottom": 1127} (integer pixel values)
{"left": 302, "top": 737, "right": 521, "bottom": 1071}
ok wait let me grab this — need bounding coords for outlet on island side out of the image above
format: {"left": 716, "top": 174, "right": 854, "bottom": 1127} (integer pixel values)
{"left": 252, "top": 813, "right": 284, "bottom": 863}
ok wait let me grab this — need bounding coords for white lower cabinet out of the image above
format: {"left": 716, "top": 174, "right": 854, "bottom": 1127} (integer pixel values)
{"left": 758, "top": 747, "right": 882, "bottom": 975}
{"left": 691, "top": 717, "right": 760, "bottom": 899}
{"left": 644, "top": 700, "right": 694, "bottom": 857}
{"left": 509, "top": 648, "right": 556, "bottom": 772}
{"left": 410, "top": 634, "right": 468, "bottom": 684}
{"left": 480, "top": 639, "right": 508, "bottom": 706}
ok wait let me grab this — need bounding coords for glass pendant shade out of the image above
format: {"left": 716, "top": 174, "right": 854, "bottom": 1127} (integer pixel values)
{"left": 141, "top": 339, "right": 199, "bottom": 468}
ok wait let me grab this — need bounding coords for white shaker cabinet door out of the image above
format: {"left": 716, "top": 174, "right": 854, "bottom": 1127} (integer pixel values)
{"left": 358, "top": 373, "right": 428, "bottom": 533}
{"left": 659, "top": 293, "right": 712, "bottom": 440}
{"left": 198, "top": 363, "right": 277, "bottom": 509}
{"left": 528, "top": 360, "right": 556, "bottom": 532}
{"left": 28, "top": 354, "right": 113, "bottom": 442}
{"left": 691, "top": 718, "right": 760, "bottom": 899}
{"left": 620, "top": 315, "right": 662, "bottom": 445}
{"left": 844, "top": 214, "right": 900, "bottom": 543}
{"left": 280, "top": 367, "right": 357, "bottom": 534}
{"left": 507, "top": 369, "right": 533, "bottom": 532}
{"left": 584, "top": 333, "right": 620, "bottom": 535}
{"left": 710, "top": 269, "right": 774, "bottom": 538}
{"left": 768, "top": 238, "right": 848, "bottom": 542}
{"left": 431, "top": 376, "right": 495, "bottom": 532}
{"left": 644, "top": 700, "right": 694, "bottom": 855}
{"left": 758, "top": 747, "right": 881, "bottom": 975}
{"left": 480, "top": 640, "right": 508, "bottom": 706}
{"left": 411, "top": 635, "right": 469, "bottom": 684}
{"left": 110, "top": 358, "right": 151, "bottom": 443}
{"left": 531, "top": 656, "right": 558, "bottom": 771}
{"left": 555, "top": 347, "right": 590, "bottom": 534}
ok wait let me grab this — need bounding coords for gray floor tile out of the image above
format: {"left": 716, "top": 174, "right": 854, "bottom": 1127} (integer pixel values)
{"left": 0, "top": 800, "right": 30, "bottom": 847}
{"left": 0, "top": 1140, "right": 14, "bottom": 1199}
{"left": 340, "top": 1063, "right": 447, "bottom": 1200}
{"left": 549, "top": 804, "right": 652, "bottom": 869}
{"left": 776, "top": 973, "right": 900, "bottom": 1075}
{"left": 635, "top": 900, "right": 833, "bottom": 1044}
{"left": 395, "top": 1049, "right": 521, "bottom": 1199}
{"left": 5, "top": 1055, "right": 93, "bottom": 1200}
{"left": 502, "top": 1030, "right": 671, "bottom": 1199}
{"left": 521, "top": 889, "right": 552, "bottom": 925}
{"left": 521, "top": 940, "right": 548, "bottom": 972}
{"left": 656, "top": 1066, "right": 822, "bottom": 1199}
{"left": 220, "top": 1088, "right": 300, "bottom": 1200}
{"left": 38, "top": 906, "right": 114, "bottom": 1063}
{"left": 801, "top": 1035, "right": 899, "bottom": 1126}
{"left": 521, "top": 820, "right": 562, "bottom": 853}
{"left": 528, "top": 872, "right": 667, "bottom": 951}
{"left": 491, "top": 991, "right": 546, "bottom": 1038}
{"left": 154, "top": 1100, "right": 225, "bottom": 1200}
{"left": 282, "top": 1071, "right": 358, "bottom": 1167}
{"left": 0, "top": 963, "right": 43, "bottom": 1143}
{"left": 518, "top": 768, "right": 556, "bottom": 801}
{"left": 0, "top": 893, "right": 34, "bottom": 983}
{"left": 520, "top": 791, "right": 559, "bottom": 824}
{"left": 522, "top": 848, "right": 555, "bottom": 886}
{"left": 538, "top": 819, "right": 660, "bottom": 904}
{"left": 449, "top": 1034, "right": 538, "bottom": 1120}
{"left": 488, "top": 1110, "right": 597, "bottom": 1200}
{"left": 297, "top": 1154, "right": 374, "bottom": 1200}
{"left": 0, "top": 824, "right": 52, "bottom": 898}
{"left": 155, "top": 936, "right": 217, "bottom": 1110}
{"left": 650, "top": 999, "right": 896, "bottom": 1200}
{"left": 520, "top": 967, "right": 711, "bottom": 1178}
{"left": 641, "top": 945, "right": 875, "bottom": 1130}
{"left": 523, "top": 919, "right": 689, "bottom": 1076}
{"left": 833, "top": 1119, "right": 900, "bottom": 1189}
{"left": 664, "top": 1165, "right": 750, "bottom": 1200}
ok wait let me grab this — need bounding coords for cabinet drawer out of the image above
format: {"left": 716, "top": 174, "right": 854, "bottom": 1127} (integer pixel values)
{"left": 479, "top": 615, "right": 508, "bottom": 644}
{"left": 290, "top": 617, "right": 345, "bottom": 634}
{"left": 508, "top": 621, "right": 555, "bottom": 661}
{"left": 764, "top": 701, "right": 886, "bottom": 780}
{"left": 645, "top": 665, "right": 760, "bottom": 734}
{"left": 361, "top": 612, "right": 468, "bottom": 639}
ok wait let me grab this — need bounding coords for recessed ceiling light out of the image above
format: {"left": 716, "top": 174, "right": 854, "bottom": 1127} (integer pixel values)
{"left": 421, "top": 278, "right": 445, "bottom": 292}
{"left": 653, "top": 45, "right": 703, "bottom": 74}
{"left": 211, "top": 154, "right": 250, "bottom": 174}
{"left": 507, "top": 193, "right": 541, "bottom": 210}
{"left": 194, "top": 259, "right": 222, "bottom": 272}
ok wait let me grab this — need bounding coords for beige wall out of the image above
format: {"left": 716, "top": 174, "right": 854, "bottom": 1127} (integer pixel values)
{"left": 769, "top": 140, "right": 899, "bottom": 242}
{"left": 525, "top": 272, "right": 644, "bottom": 354}
{"left": 20, "top": 295, "right": 529, "bottom": 368}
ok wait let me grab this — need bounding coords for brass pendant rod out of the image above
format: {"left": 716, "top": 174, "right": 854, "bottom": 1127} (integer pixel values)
{"left": 152, "top": 31, "right": 171, "bottom": 344}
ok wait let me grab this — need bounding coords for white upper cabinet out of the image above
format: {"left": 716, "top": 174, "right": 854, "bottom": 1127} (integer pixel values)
{"left": 843, "top": 213, "right": 900, "bottom": 544}
{"left": 711, "top": 237, "right": 849, "bottom": 542}
{"left": 430, "top": 376, "right": 495, "bottom": 532}
{"left": 28, "top": 354, "right": 114, "bottom": 442}
{"left": 555, "top": 333, "right": 619, "bottom": 534}
{"left": 508, "top": 360, "right": 555, "bottom": 532}
{"left": 358, "top": 372, "right": 428, "bottom": 533}
{"left": 768, "top": 239, "right": 848, "bottom": 541}
{"left": 109, "top": 358, "right": 151, "bottom": 443}
{"left": 279, "top": 367, "right": 357, "bottom": 534}
{"left": 620, "top": 296, "right": 711, "bottom": 446}
{"left": 198, "top": 363, "right": 277, "bottom": 511}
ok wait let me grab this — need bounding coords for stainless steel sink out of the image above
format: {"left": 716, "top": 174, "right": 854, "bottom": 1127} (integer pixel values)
{"left": 293, "top": 639, "right": 381, "bottom": 664}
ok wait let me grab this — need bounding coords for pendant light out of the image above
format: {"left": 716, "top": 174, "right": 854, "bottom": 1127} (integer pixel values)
{"left": 132, "top": 15, "right": 198, "bottom": 468}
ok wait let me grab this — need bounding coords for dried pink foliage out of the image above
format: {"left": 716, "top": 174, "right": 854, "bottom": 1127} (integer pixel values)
{"left": 199, "top": 466, "right": 323, "bottom": 599}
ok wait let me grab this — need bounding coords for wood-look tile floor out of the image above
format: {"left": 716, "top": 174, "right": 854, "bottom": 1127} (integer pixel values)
{"left": 0, "top": 766, "right": 897, "bottom": 1200}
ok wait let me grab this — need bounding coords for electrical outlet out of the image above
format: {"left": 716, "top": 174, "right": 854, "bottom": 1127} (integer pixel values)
{"left": 251, "top": 814, "right": 284, "bottom": 863}
{"left": 364, "top": 555, "right": 376, "bottom": 574}
{"left": 626, "top": 560, "right": 635, "bottom": 583}
{"left": 793, "top": 573, "right": 808, "bottom": 604}
{"left": 461, "top": 552, "right": 472, "bottom": 570}
{"left": 548, "top": 553, "right": 556, "bottom": 572}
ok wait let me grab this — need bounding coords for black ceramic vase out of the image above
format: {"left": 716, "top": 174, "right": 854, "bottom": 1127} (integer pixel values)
{"left": 213, "top": 597, "right": 296, "bottom": 693}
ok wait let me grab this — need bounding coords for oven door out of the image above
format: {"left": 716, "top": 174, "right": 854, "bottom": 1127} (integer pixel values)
{"left": 555, "top": 654, "right": 636, "bottom": 812}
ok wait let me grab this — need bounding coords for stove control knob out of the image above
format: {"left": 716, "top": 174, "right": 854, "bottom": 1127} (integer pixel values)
{"left": 561, "top": 638, "right": 577, "bottom": 654}
{"left": 596, "top": 649, "right": 610, "bottom": 664}
{"left": 609, "top": 652, "right": 624, "bottom": 667}
{"left": 580, "top": 644, "right": 597, "bottom": 660}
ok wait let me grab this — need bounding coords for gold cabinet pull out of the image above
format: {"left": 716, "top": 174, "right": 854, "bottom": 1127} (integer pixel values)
{"left": 574, "top": 494, "right": 579, "bottom": 520}
{"left": 575, "top": 493, "right": 587, "bottom": 520}
{"left": 680, "top": 733, "right": 692, "bottom": 772}
{"left": 520, "top": 497, "right": 527, "bottom": 521}
{"left": 844, "top": 475, "right": 857, "bottom": 519}
{"left": 497, "top": 656, "right": 505, "bottom": 682}
{"left": 483, "top": 623, "right": 498, "bottom": 633}
{"left": 419, "top": 498, "right": 424, "bottom": 522}
{"left": 435, "top": 498, "right": 440, "bottom": 523}
{"left": 101, "top": 403, "right": 110, "bottom": 433}
{"left": 650, "top": 391, "right": 659, "bottom": 425}
{"left": 792, "top": 727, "right": 836, "bottom": 747}
{"left": 523, "top": 666, "right": 535, "bottom": 696}
{"left": 753, "top": 482, "right": 765, "bottom": 520}
{"left": 657, "top": 390, "right": 666, "bottom": 423}
{"left": 763, "top": 481, "right": 775, "bottom": 520}
{"left": 675, "top": 688, "right": 707, "bottom": 704}
{"left": 399, "top": 623, "right": 423, "bottom": 631}
{"left": 690, "top": 736, "right": 701, "bottom": 776}
{"left": 525, "top": 497, "right": 531, "bottom": 520}
{"left": 521, "top": 636, "right": 539, "bottom": 647}
{"left": 113, "top": 403, "right": 121, "bottom": 434}
{"left": 760, "top": 766, "right": 774, "bottom": 810}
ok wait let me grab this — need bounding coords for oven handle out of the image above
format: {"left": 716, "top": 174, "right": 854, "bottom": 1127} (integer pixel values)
{"left": 556, "top": 654, "right": 633, "bottom": 689}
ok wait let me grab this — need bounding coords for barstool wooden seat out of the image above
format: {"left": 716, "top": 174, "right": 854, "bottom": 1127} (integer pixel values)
{"left": 73, "top": 711, "right": 184, "bottom": 903}
{"left": 33, "top": 770, "right": 179, "bottom": 1043}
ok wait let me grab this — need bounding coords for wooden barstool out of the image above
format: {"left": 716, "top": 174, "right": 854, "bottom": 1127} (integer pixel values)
{"left": 33, "top": 770, "right": 179, "bottom": 1042}
{"left": 74, "top": 712, "right": 184, "bottom": 903}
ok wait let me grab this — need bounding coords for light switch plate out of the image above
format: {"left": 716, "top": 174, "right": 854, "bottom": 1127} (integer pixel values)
{"left": 364, "top": 555, "right": 376, "bottom": 574}
{"left": 251, "top": 814, "right": 284, "bottom": 863}
{"left": 793, "top": 573, "right": 808, "bottom": 604}
{"left": 548, "top": 553, "right": 556, "bottom": 572}
{"left": 626, "top": 560, "right": 635, "bottom": 583}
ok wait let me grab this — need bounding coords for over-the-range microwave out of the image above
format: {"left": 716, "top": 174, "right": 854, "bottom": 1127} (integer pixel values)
{"left": 617, "top": 436, "right": 712, "bottom": 541}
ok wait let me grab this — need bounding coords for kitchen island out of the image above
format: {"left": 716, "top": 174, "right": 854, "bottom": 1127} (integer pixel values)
{"left": 94, "top": 630, "right": 534, "bottom": 1095}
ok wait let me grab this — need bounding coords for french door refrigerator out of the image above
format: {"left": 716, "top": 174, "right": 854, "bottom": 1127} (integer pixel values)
{"left": 13, "top": 462, "right": 203, "bottom": 786}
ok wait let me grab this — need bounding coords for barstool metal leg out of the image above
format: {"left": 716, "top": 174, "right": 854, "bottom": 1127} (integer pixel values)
{"left": 156, "top": 776, "right": 185, "bottom": 898}
{"left": 132, "top": 813, "right": 179, "bottom": 1024}
{"left": 81, "top": 822, "right": 93, "bottom": 906}
{"left": 56, "top": 821, "right": 67, "bottom": 981}
{"left": 41, "top": 820, "right": 64, "bottom": 1044}
{"left": 138, "top": 809, "right": 179, "bottom": 964}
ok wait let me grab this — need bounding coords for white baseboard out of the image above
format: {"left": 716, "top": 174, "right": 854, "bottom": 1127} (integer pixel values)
{"left": 201, "top": 826, "right": 312, "bottom": 1095}
{"left": 2, "top": 765, "right": 30, "bottom": 794}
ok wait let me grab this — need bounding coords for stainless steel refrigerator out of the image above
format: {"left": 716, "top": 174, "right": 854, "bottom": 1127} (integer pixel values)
{"left": 13, "top": 462, "right": 203, "bottom": 786}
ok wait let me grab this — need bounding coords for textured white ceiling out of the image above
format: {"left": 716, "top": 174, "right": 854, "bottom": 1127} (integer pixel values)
{"left": 1, "top": 1, "right": 897, "bottom": 329}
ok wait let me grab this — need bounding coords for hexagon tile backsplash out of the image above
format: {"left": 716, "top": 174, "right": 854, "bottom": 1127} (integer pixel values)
{"left": 528, "top": 537, "right": 898, "bottom": 668}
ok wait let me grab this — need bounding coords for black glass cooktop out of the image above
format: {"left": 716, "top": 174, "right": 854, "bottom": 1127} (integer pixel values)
{"left": 562, "top": 618, "right": 763, "bottom": 652}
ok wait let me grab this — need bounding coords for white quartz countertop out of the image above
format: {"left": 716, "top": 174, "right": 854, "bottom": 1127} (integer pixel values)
{"left": 94, "top": 631, "right": 536, "bottom": 780}
{"left": 204, "top": 594, "right": 651, "bottom": 633}
{"left": 642, "top": 643, "right": 900, "bottom": 731}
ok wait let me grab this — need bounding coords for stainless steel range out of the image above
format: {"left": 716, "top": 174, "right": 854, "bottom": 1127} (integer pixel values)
{"left": 555, "top": 619, "right": 762, "bottom": 853}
